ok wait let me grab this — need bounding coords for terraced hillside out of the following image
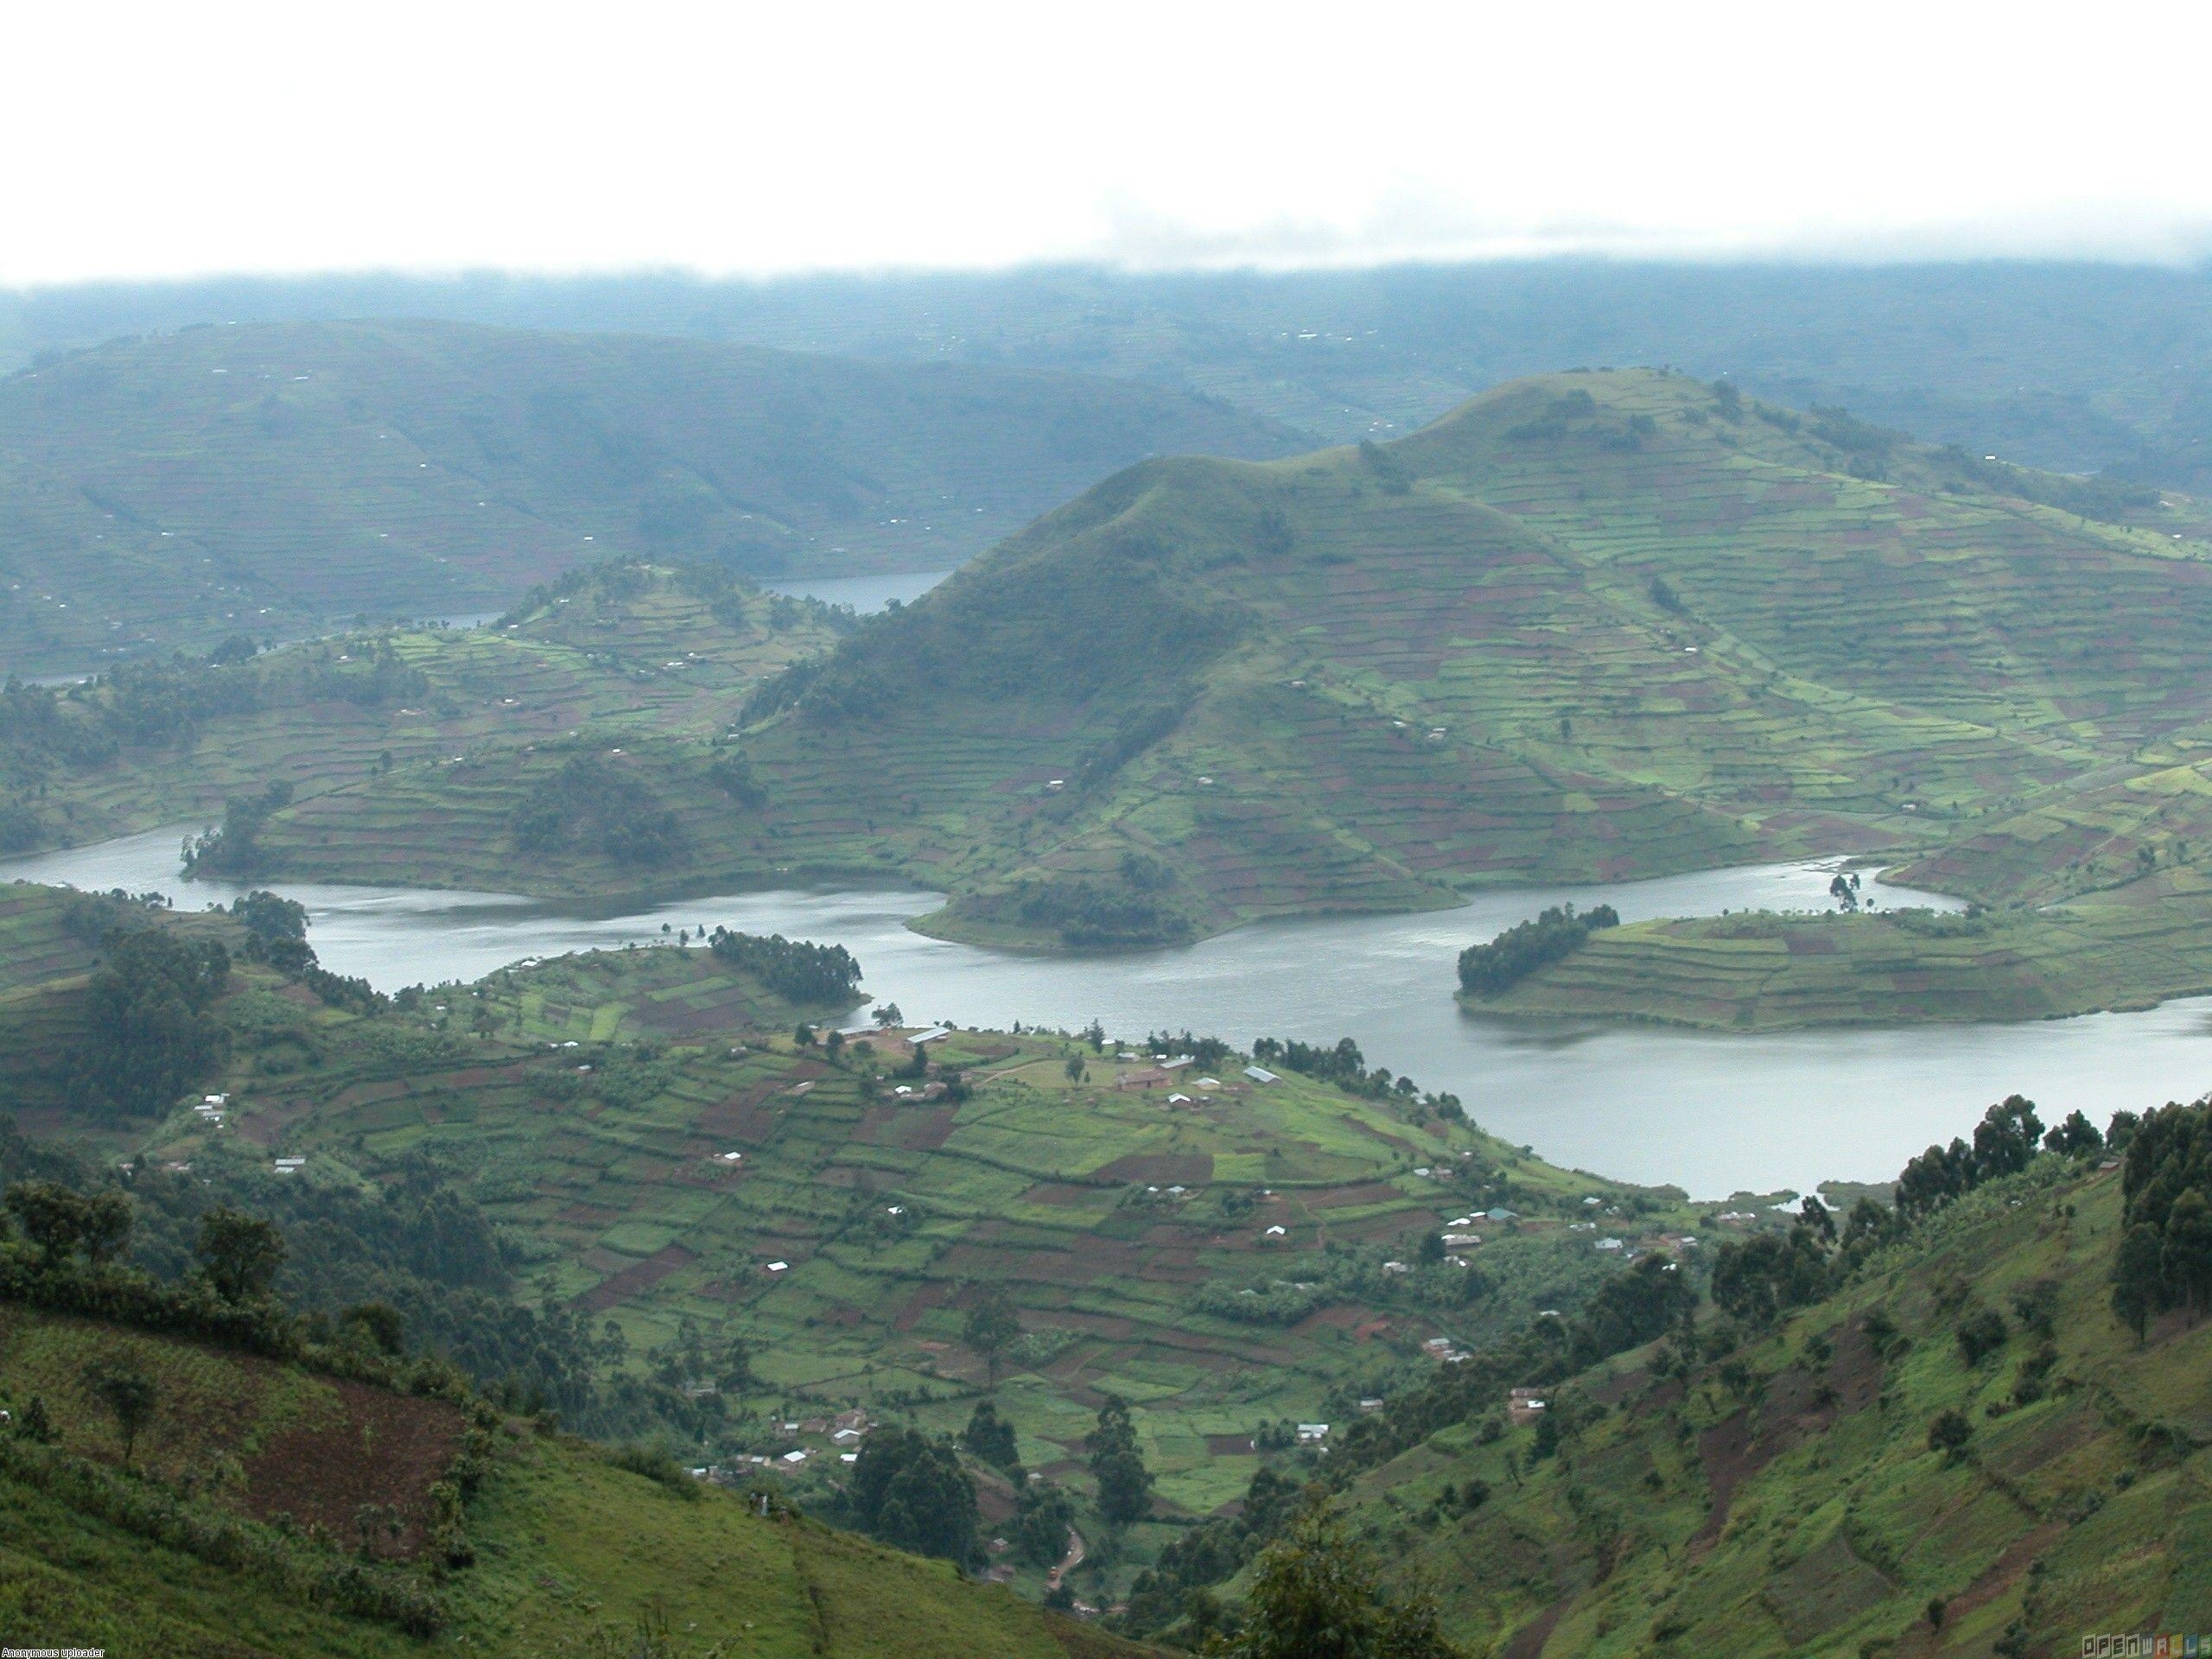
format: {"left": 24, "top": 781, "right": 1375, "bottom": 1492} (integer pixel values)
{"left": 1313, "top": 1129, "right": 2212, "bottom": 1656}
{"left": 0, "top": 1302, "right": 1137, "bottom": 1657}
{"left": 1, "top": 560, "right": 841, "bottom": 855}
{"left": 232, "top": 370, "right": 2212, "bottom": 951}
{"left": 0, "top": 893, "right": 1727, "bottom": 1606}
{"left": 171, "top": 984, "right": 1694, "bottom": 1527}
{"left": 0, "top": 318, "right": 1298, "bottom": 676}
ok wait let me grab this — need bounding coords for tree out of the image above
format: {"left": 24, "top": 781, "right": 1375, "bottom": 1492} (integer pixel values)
{"left": 340, "top": 1301, "right": 406, "bottom": 1356}
{"left": 963, "top": 1284, "right": 1021, "bottom": 1385}
{"left": 1955, "top": 1306, "right": 2008, "bottom": 1366}
{"left": 846, "top": 1428, "right": 977, "bottom": 1563}
{"left": 1089, "top": 1394, "right": 1154, "bottom": 1528}
{"left": 961, "top": 1400, "right": 1020, "bottom": 1470}
{"left": 2044, "top": 1109, "right": 2103, "bottom": 1158}
{"left": 81, "top": 1190, "right": 132, "bottom": 1266}
{"left": 2162, "top": 1188, "right": 2212, "bottom": 1315}
{"left": 1926, "top": 1408, "right": 1973, "bottom": 1462}
{"left": 4, "top": 1181, "right": 92, "bottom": 1269}
{"left": 66, "top": 929, "right": 232, "bottom": 1117}
{"left": 84, "top": 1358, "right": 158, "bottom": 1468}
{"left": 1065, "top": 1055, "right": 1086, "bottom": 1084}
{"left": 1013, "top": 1480, "right": 1075, "bottom": 1567}
{"left": 2114, "top": 1222, "right": 2163, "bottom": 1342}
{"left": 197, "top": 1206, "right": 285, "bottom": 1302}
{"left": 1204, "top": 1497, "right": 1460, "bottom": 1659}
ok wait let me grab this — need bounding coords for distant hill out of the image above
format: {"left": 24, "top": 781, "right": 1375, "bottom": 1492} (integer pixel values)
{"left": 0, "top": 560, "right": 842, "bottom": 855}
{"left": 14, "top": 261, "right": 2212, "bottom": 486}
{"left": 215, "top": 369, "right": 2212, "bottom": 946}
{"left": 0, "top": 319, "right": 1298, "bottom": 676}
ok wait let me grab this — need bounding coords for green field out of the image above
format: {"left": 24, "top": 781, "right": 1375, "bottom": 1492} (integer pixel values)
{"left": 0, "top": 318, "right": 1298, "bottom": 677}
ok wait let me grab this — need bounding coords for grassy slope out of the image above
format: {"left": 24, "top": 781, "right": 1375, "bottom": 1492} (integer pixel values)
{"left": 0, "top": 1304, "right": 1124, "bottom": 1658}
{"left": 234, "top": 369, "right": 2212, "bottom": 947}
{"left": 0, "top": 318, "right": 1299, "bottom": 677}
{"left": 7, "top": 562, "right": 839, "bottom": 855}
{"left": 1339, "top": 1160, "right": 2212, "bottom": 1656}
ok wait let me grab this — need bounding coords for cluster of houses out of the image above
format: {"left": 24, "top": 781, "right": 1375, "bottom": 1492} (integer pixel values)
{"left": 696, "top": 1407, "right": 875, "bottom": 1482}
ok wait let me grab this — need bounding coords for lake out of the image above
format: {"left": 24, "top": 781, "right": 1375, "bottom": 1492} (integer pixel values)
{"left": 8, "top": 828, "right": 2209, "bottom": 1198}
{"left": 761, "top": 569, "right": 954, "bottom": 613}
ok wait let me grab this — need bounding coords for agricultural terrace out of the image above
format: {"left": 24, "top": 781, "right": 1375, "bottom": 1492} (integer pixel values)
{"left": 152, "top": 969, "right": 1701, "bottom": 1522}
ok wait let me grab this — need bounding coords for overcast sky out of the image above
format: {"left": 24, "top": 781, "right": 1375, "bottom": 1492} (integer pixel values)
{"left": 5, "top": 0, "right": 2209, "bottom": 288}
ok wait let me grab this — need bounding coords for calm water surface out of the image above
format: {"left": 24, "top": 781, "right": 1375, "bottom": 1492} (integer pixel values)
{"left": 9, "top": 829, "right": 2209, "bottom": 1198}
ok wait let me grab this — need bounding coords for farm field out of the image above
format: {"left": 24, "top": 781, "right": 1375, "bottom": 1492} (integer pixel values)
{"left": 177, "top": 995, "right": 1700, "bottom": 1523}
{"left": 1329, "top": 1152, "right": 2212, "bottom": 1657}
{"left": 0, "top": 318, "right": 1300, "bottom": 677}
{"left": 211, "top": 370, "right": 2212, "bottom": 973}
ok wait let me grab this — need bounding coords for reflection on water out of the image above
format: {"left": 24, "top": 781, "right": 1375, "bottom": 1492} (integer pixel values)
{"left": 9, "top": 828, "right": 2209, "bottom": 1199}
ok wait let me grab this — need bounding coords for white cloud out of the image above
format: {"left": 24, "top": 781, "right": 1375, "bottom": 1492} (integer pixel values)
{"left": 3, "top": 0, "right": 2208, "bottom": 285}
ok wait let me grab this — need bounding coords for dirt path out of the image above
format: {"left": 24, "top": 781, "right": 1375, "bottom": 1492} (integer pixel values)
{"left": 1046, "top": 1528, "right": 1086, "bottom": 1590}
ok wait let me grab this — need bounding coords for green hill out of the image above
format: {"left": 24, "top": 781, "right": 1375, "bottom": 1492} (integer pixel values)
{"left": 0, "top": 318, "right": 1298, "bottom": 677}
{"left": 218, "top": 369, "right": 2212, "bottom": 955}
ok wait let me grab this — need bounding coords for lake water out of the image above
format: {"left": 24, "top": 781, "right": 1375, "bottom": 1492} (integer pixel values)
{"left": 761, "top": 569, "right": 953, "bottom": 613}
{"left": 9, "top": 828, "right": 2210, "bottom": 1199}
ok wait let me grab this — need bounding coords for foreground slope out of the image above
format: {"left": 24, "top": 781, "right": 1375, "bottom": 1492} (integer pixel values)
{"left": 0, "top": 318, "right": 1297, "bottom": 675}
{"left": 227, "top": 369, "right": 2212, "bottom": 949}
{"left": 0, "top": 1301, "right": 1128, "bottom": 1658}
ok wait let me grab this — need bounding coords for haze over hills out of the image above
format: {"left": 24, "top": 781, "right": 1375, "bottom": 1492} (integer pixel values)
{"left": 0, "top": 318, "right": 1297, "bottom": 676}
{"left": 199, "top": 370, "right": 2212, "bottom": 968}
{"left": 12, "top": 260, "right": 2212, "bottom": 484}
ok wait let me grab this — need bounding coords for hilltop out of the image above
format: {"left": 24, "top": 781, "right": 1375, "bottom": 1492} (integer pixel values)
{"left": 0, "top": 318, "right": 1297, "bottom": 676}
{"left": 214, "top": 369, "right": 2212, "bottom": 957}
